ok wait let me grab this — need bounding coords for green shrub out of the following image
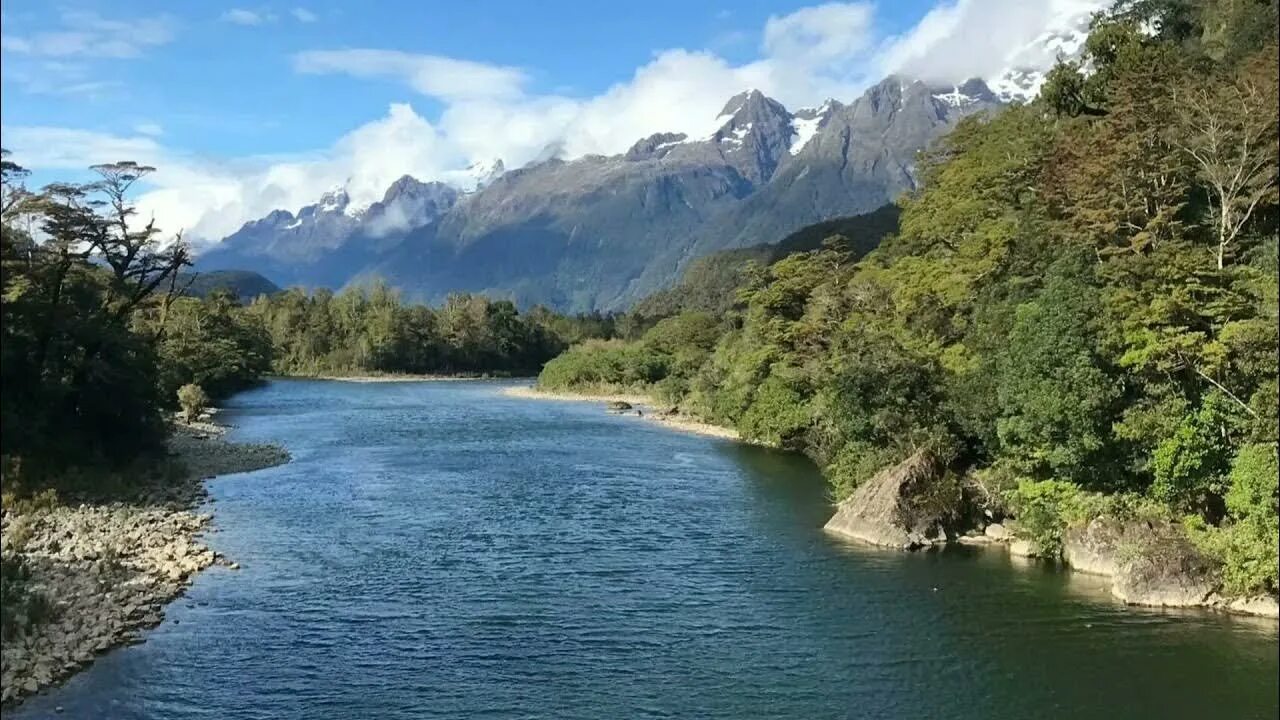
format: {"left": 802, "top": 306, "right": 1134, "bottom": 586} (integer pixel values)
{"left": 176, "top": 383, "right": 211, "bottom": 422}
{"left": 1188, "top": 443, "right": 1279, "bottom": 597}
{"left": 1008, "top": 479, "right": 1090, "bottom": 557}
{"left": 1150, "top": 392, "right": 1239, "bottom": 514}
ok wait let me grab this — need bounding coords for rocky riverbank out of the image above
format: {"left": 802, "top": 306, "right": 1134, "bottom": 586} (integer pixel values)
{"left": 0, "top": 420, "right": 290, "bottom": 707}
{"left": 501, "top": 385, "right": 743, "bottom": 441}
{"left": 823, "top": 450, "right": 1279, "bottom": 619}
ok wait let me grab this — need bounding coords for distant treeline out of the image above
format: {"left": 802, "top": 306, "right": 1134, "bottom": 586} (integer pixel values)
{"left": 238, "top": 284, "right": 612, "bottom": 377}
{"left": 538, "top": 1, "right": 1280, "bottom": 597}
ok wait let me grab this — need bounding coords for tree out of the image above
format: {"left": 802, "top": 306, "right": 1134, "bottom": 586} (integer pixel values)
{"left": 1173, "top": 46, "right": 1279, "bottom": 269}
{"left": 177, "top": 384, "right": 210, "bottom": 422}
{"left": 1, "top": 157, "right": 189, "bottom": 474}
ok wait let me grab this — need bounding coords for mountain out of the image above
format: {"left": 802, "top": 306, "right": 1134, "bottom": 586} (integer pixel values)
{"left": 988, "top": 4, "right": 1096, "bottom": 102}
{"left": 198, "top": 177, "right": 459, "bottom": 289}
{"left": 179, "top": 270, "right": 281, "bottom": 300}
{"left": 199, "top": 77, "right": 1001, "bottom": 312}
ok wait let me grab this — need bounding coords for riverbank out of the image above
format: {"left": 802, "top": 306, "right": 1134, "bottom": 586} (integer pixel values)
{"left": 0, "top": 420, "right": 290, "bottom": 707}
{"left": 289, "top": 372, "right": 536, "bottom": 383}
{"left": 312, "top": 374, "right": 498, "bottom": 383}
{"left": 821, "top": 450, "right": 1279, "bottom": 620}
{"left": 501, "top": 385, "right": 742, "bottom": 442}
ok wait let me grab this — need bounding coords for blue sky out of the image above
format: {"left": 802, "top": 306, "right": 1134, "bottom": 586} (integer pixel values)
{"left": 0, "top": 0, "right": 1098, "bottom": 242}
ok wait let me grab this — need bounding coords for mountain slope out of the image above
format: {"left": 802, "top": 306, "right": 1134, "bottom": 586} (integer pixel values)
{"left": 200, "top": 78, "right": 1001, "bottom": 312}
{"left": 179, "top": 270, "right": 281, "bottom": 300}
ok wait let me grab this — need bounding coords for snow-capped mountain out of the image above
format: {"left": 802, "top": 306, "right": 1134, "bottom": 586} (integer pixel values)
{"left": 987, "top": 2, "right": 1101, "bottom": 102}
{"left": 199, "top": 176, "right": 459, "bottom": 288}
{"left": 451, "top": 158, "right": 506, "bottom": 192}
{"left": 200, "top": 75, "right": 1002, "bottom": 310}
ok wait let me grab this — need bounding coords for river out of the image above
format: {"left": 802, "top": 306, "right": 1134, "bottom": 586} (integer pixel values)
{"left": 12, "top": 379, "right": 1279, "bottom": 719}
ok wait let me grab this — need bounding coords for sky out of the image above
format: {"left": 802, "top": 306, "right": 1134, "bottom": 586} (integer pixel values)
{"left": 0, "top": 0, "right": 1104, "bottom": 245}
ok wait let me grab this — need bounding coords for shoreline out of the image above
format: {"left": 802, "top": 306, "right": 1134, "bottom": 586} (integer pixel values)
{"left": 511, "top": 385, "right": 1278, "bottom": 620}
{"left": 287, "top": 373, "right": 535, "bottom": 384}
{"left": 0, "top": 419, "right": 290, "bottom": 707}
{"left": 501, "top": 385, "right": 743, "bottom": 442}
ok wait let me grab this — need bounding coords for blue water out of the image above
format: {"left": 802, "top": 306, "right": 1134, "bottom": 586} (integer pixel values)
{"left": 12, "top": 380, "right": 1279, "bottom": 719}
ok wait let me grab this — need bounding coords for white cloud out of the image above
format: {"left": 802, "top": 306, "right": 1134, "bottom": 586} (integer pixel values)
{"left": 134, "top": 122, "right": 165, "bottom": 136}
{"left": 291, "top": 7, "right": 319, "bottom": 23}
{"left": 763, "top": 3, "right": 876, "bottom": 67}
{"left": 876, "top": 0, "right": 1105, "bottom": 83}
{"left": 221, "top": 9, "right": 272, "bottom": 26}
{"left": 0, "top": 10, "right": 175, "bottom": 58}
{"left": 7, "top": 1, "right": 1100, "bottom": 245}
{"left": 5, "top": 104, "right": 458, "bottom": 245}
{"left": 294, "top": 50, "right": 528, "bottom": 102}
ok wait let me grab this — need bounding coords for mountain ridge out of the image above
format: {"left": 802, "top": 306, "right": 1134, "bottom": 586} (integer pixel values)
{"left": 197, "top": 75, "right": 1002, "bottom": 311}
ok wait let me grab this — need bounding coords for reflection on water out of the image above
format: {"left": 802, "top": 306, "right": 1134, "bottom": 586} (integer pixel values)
{"left": 12, "top": 380, "right": 1278, "bottom": 720}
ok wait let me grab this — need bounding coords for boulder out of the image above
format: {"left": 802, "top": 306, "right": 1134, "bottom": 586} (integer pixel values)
{"left": 1225, "top": 596, "right": 1280, "bottom": 618}
{"left": 1008, "top": 540, "right": 1038, "bottom": 558}
{"left": 1110, "top": 522, "right": 1218, "bottom": 608}
{"left": 1059, "top": 516, "right": 1220, "bottom": 608}
{"left": 823, "top": 449, "right": 961, "bottom": 550}
{"left": 1062, "top": 516, "right": 1129, "bottom": 576}
{"left": 605, "top": 400, "right": 633, "bottom": 412}
{"left": 983, "top": 523, "right": 1011, "bottom": 541}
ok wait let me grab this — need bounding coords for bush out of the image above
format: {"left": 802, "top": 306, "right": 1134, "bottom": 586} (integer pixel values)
{"left": 1150, "top": 392, "right": 1239, "bottom": 515}
{"left": 177, "top": 383, "right": 210, "bottom": 422}
{"left": 1188, "top": 443, "right": 1279, "bottom": 597}
{"left": 1007, "top": 479, "right": 1090, "bottom": 557}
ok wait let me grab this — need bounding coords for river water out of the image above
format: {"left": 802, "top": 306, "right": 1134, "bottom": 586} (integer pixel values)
{"left": 12, "top": 380, "right": 1279, "bottom": 719}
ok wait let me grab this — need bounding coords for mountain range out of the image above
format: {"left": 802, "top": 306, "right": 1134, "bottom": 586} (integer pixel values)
{"left": 198, "top": 74, "right": 1006, "bottom": 312}
{"left": 195, "top": 9, "right": 1096, "bottom": 313}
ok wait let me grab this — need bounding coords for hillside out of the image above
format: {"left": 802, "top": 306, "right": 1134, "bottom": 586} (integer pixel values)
{"left": 179, "top": 270, "right": 281, "bottom": 300}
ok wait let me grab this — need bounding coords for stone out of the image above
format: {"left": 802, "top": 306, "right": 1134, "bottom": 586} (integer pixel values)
{"left": 983, "top": 523, "right": 1011, "bottom": 541}
{"left": 1009, "top": 540, "right": 1037, "bottom": 558}
{"left": 1110, "top": 522, "right": 1218, "bottom": 608}
{"left": 1225, "top": 596, "right": 1280, "bottom": 618}
{"left": 605, "top": 400, "right": 633, "bottom": 412}
{"left": 823, "top": 449, "right": 961, "bottom": 550}
{"left": 1061, "top": 517, "right": 1128, "bottom": 576}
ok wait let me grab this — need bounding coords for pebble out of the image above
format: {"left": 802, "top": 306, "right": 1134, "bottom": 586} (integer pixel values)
{"left": 0, "top": 422, "right": 289, "bottom": 707}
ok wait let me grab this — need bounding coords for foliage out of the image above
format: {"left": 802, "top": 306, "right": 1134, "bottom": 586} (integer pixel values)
{"left": 1189, "top": 443, "right": 1280, "bottom": 596}
{"left": 177, "top": 383, "right": 211, "bottom": 422}
{"left": 244, "top": 283, "right": 599, "bottom": 377}
{"left": 1006, "top": 480, "right": 1092, "bottom": 557}
{"left": 1, "top": 154, "right": 187, "bottom": 477}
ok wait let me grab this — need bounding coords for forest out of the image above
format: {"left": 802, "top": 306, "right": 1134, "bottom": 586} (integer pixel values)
{"left": 537, "top": 0, "right": 1280, "bottom": 597}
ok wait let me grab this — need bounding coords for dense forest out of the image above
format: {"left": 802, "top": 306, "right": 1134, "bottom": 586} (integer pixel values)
{"left": 241, "top": 285, "right": 610, "bottom": 377}
{"left": 538, "top": 0, "right": 1280, "bottom": 597}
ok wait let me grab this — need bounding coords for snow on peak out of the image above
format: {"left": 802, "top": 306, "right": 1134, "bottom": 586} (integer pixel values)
{"left": 452, "top": 158, "right": 506, "bottom": 192}
{"left": 789, "top": 100, "right": 840, "bottom": 156}
{"left": 317, "top": 186, "right": 349, "bottom": 213}
{"left": 932, "top": 86, "right": 979, "bottom": 108}
{"left": 986, "top": 2, "right": 1101, "bottom": 102}
{"left": 789, "top": 116, "right": 821, "bottom": 155}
